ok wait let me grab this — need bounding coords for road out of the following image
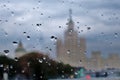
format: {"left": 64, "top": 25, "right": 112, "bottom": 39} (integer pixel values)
{"left": 49, "top": 77, "right": 120, "bottom": 80}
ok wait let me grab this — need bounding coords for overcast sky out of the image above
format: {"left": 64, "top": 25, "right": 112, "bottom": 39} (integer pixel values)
{"left": 0, "top": 0, "right": 120, "bottom": 58}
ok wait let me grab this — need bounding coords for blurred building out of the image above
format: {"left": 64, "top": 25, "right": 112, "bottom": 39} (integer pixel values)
{"left": 56, "top": 9, "right": 86, "bottom": 67}
{"left": 15, "top": 41, "right": 26, "bottom": 58}
{"left": 56, "top": 10, "right": 120, "bottom": 71}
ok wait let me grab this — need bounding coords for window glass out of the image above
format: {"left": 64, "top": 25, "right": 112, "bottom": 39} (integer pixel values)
{"left": 0, "top": 0, "right": 120, "bottom": 80}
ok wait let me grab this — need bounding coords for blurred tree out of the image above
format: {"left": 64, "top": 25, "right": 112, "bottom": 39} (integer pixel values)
{"left": 0, "top": 56, "right": 17, "bottom": 79}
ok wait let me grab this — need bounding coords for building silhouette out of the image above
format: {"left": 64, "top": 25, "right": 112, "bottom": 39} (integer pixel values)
{"left": 15, "top": 41, "right": 26, "bottom": 58}
{"left": 56, "top": 10, "right": 120, "bottom": 71}
{"left": 56, "top": 9, "right": 86, "bottom": 67}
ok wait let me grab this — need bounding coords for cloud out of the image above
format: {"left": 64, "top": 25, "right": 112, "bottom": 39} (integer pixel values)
{"left": 0, "top": 0, "right": 120, "bottom": 58}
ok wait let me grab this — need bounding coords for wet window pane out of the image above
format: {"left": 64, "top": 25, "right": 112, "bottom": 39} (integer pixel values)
{"left": 0, "top": 0, "right": 120, "bottom": 80}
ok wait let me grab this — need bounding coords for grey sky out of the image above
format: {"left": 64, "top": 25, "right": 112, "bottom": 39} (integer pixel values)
{"left": 0, "top": 0, "right": 120, "bottom": 58}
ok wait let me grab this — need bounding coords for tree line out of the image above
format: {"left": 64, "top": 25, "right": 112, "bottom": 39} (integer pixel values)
{"left": 0, "top": 52, "right": 74, "bottom": 80}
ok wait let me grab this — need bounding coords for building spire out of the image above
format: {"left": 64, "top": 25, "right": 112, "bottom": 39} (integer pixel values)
{"left": 67, "top": 9, "right": 74, "bottom": 31}
{"left": 18, "top": 40, "right": 23, "bottom": 48}
{"left": 69, "top": 9, "right": 72, "bottom": 20}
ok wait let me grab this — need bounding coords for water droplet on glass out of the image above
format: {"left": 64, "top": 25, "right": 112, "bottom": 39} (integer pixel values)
{"left": 101, "top": 14, "right": 103, "bottom": 16}
{"left": 27, "top": 36, "right": 30, "bottom": 40}
{"left": 13, "top": 41, "right": 18, "bottom": 46}
{"left": 36, "top": 24, "right": 42, "bottom": 26}
{"left": 81, "top": 30, "right": 83, "bottom": 32}
{"left": 5, "top": 32, "right": 8, "bottom": 37}
{"left": 87, "top": 27, "right": 91, "bottom": 30}
{"left": 14, "top": 57, "right": 18, "bottom": 61}
{"left": 11, "top": 11, "right": 14, "bottom": 16}
{"left": 114, "top": 33, "right": 118, "bottom": 38}
{"left": 59, "top": 26, "right": 61, "bottom": 28}
{"left": 10, "top": 65, "right": 13, "bottom": 69}
{"left": 51, "top": 36, "right": 57, "bottom": 41}
{"left": 3, "top": 5, "right": 6, "bottom": 7}
{"left": 75, "top": 72, "right": 78, "bottom": 75}
{"left": 4, "top": 50, "right": 9, "bottom": 55}
{"left": 49, "top": 48, "right": 52, "bottom": 51}
{"left": 41, "top": 13, "right": 43, "bottom": 15}
{"left": 0, "top": 64, "right": 3, "bottom": 67}
{"left": 23, "top": 32, "right": 27, "bottom": 35}
{"left": 22, "top": 70, "right": 25, "bottom": 73}
{"left": 40, "top": 76, "right": 43, "bottom": 79}
{"left": 5, "top": 20, "right": 8, "bottom": 22}
{"left": 48, "top": 63, "right": 51, "bottom": 66}
{"left": 51, "top": 36, "right": 55, "bottom": 39}
{"left": 27, "top": 62, "right": 30, "bottom": 66}
{"left": 39, "top": 59, "right": 43, "bottom": 63}
{"left": 77, "top": 22, "right": 79, "bottom": 24}
{"left": 33, "top": 74, "right": 36, "bottom": 77}
{"left": 43, "top": 57, "right": 46, "bottom": 60}
{"left": 79, "top": 60, "right": 82, "bottom": 64}
{"left": 67, "top": 50, "right": 70, "bottom": 54}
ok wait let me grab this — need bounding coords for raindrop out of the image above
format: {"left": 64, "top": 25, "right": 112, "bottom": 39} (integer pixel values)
{"left": 23, "top": 32, "right": 27, "bottom": 35}
{"left": 11, "top": 11, "right": 14, "bottom": 16}
{"left": 62, "top": 70, "right": 64, "bottom": 73}
{"left": 36, "top": 24, "right": 42, "bottom": 26}
{"left": 5, "top": 20, "right": 8, "bottom": 22}
{"left": 43, "top": 57, "right": 46, "bottom": 60}
{"left": 13, "top": 41, "right": 18, "bottom": 45}
{"left": 69, "top": 29, "right": 73, "bottom": 33}
{"left": 71, "top": 69, "right": 73, "bottom": 71}
{"left": 48, "top": 16, "right": 51, "bottom": 18}
{"left": 0, "top": 64, "right": 3, "bottom": 67}
{"left": 5, "top": 32, "right": 8, "bottom": 36}
{"left": 39, "top": 59, "right": 43, "bottom": 63}
{"left": 33, "top": 74, "right": 36, "bottom": 77}
{"left": 87, "top": 27, "right": 91, "bottom": 30}
{"left": 10, "top": 65, "right": 13, "bottom": 69}
{"left": 27, "top": 36, "right": 30, "bottom": 40}
{"left": 79, "top": 60, "right": 82, "bottom": 64}
{"left": 80, "top": 60, "right": 82, "bottom": 62}
{"left": 40, "top": 76, "right": 43, "bottom": 79}
{"left": 38, "top": 1, "right": 41, "bottom": 4}
{"left": 62, "top": 75, "right": 65, "bottom": 78}
{"left": 51, "top": 36, "right": 57, "bottom": 41}
{"left": 49, "top": 48, "right": 52, "bottom": 51}
{"left": 101, "top": 32, "right": 104, "bottom": 35}
{"left": 51, "top": 36, "right": 55, "bottom": 39}
{"left": 114, "top": 33, "right": 118, "bottom": 38}
{"left": 67, "top": 50, "right": 70, "bottom": 54}
{"left": 116, "top": 17, "right": 119, "bottom": 20}
{"left": 3, "top": 5, "right": 6, "bottom": 7}
{"left": 41, "top": 13, "right": 43, "bottom": 15}
{"left": 81, "top": 30, "right": 83, "bottom": 32}
{"left": 113, "top": 13, "right": 116, "bottom": 16}
{"left": 48, "top": 63, "right": 51, "bottom": 66}
{"left": 77, "top": 22, "right": 79, "bottom": 24}
{"left": 59, "top": 26, "right": 61, "bottom": 28}
{"left": 14, "top": 57, "right": 18, "bottom": 61}
{"left": 27, "top": 62, "right": 30, "bottom": 66}
{"left": 22, "top": 70, "right": 25, "bottom": 73}
{"left": 4, "top": 50, "right": 9, "bottom": 53}
{"left": 110, "top": 42, "right": 112, "bottom": 45}
{"left": 101, "top": 14, "right": 103, "bottom": 16}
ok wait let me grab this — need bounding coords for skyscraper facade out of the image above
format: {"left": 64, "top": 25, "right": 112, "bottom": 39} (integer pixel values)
{"left": 56, "top": 9, "right": 86, "bottom": 67}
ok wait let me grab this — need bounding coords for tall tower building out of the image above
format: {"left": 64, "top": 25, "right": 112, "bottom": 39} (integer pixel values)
{"left": 15, "top": 41, "right": 26, "bottom": 58}
{"left": 56, "top": 9, "right": 86, "bottom": 67}
{"left": 57, "top": 10, "right": 120, "bottom": 70}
